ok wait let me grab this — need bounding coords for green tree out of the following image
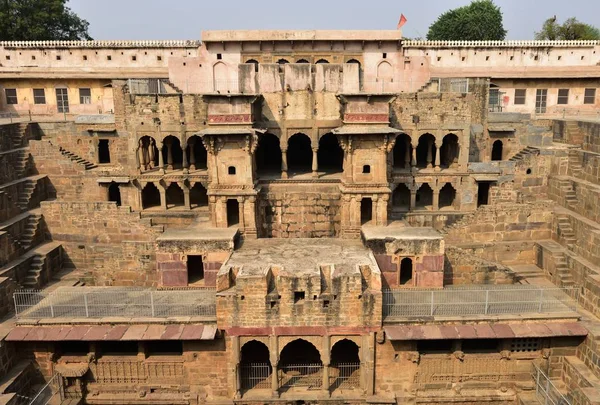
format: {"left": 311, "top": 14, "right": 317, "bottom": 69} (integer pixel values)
{"left": 0, "top": 0, "right": 91, "bottom": 41}
{"left": 427, "top": 0, "right": 507, "bottom": 41}
{"left": 535, "top": 17, "right": 600, "bottom": 40}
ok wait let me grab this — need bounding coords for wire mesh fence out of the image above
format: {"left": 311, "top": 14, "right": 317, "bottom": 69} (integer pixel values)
{"left": 532, "top": 363, "right": 571, "bottom": 405}
{"left": 14, "top": 287, "right": 216, "bottom": 319}
{"left": 383, "top": 285, "right": 578, "bottom": 319}
{"left": 329, "top": 363, "right": 360, "bottom": 390}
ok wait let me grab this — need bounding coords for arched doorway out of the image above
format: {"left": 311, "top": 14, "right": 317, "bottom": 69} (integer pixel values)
{"left": 162, "top": 136, "right": 183, "bottom": 170}
{"left": 165, "top": 183, "right": 184, "bottom": 209}
{"left": 245, "top": 59, "right": 259, "bottom": 72}
{"left": 315, "top": 59, "right": 329, "bottom": 64}
{"left": 287, "top": 134, "right": 312, "bottom": 175}
{"left": 416, "top": 134, "right": 436, "bottom": 168}
{"left": 439, "top": 183, "right": 456, "bottom": 209}
{"left": 108, "top": 182, "right": 121, "bottom": 206}
{"left": 440, "top": 134, "right": 459, "bottom": 168}
{"left": 240, "top": 340, "right": 271, "bottom": 391}
{"left": 492, "top": 140, "right": 503, "bottom": 161}
{"left": 318, "top": 133, "right": 343, "bottom": 174}
{"left": 138, "top": 136, "right": 159, "bottom": 171}
{"left": 141, "top": 183, "right": 161, "bottom": 209}
{"left": 190, "top": 183, "right": 208, "bottom": 209}
{"left": 296, "top": 59, "right": 309, "bottom": 64}
{"left": 330, "top": 339, "right": 360, "bottom": 390}
{"left": 393, "top": 184, "right": 410, "bottom": 211}
{"left": 400, "top": 258, "right": 413, "bottom": 285}
{"left": 416, "top": 184, "right": 433, "bottom": 210}
{"left": 393, "top": 134, "right": 412, "bottom": 169}
{"left": 277, "top": 59, "right": 289, "bottom": 65}
{"left": 279, "top": 339, "right": 323, "bottom": 391}
{"left": 255, "top": 133, "right": 282, "bottom": 175}
{"left": 187, "top": 136, "right": 207, "bottom": 171}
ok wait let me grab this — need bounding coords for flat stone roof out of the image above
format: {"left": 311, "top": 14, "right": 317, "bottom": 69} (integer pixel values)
{"left": 224, "top": 238, "right": 375, "bottom": 277}
{"left": 202, "top": 30, "right": 402, "bottom": 43}
{"left": 156, "top": 227, "right": 238, "bottom": 242}
{"left": 362, "top": 225, "right": 443, "bottom": 241}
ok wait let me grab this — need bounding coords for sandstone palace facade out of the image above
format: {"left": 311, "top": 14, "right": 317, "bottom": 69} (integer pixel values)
{"left": 0, "top": 30, "right": 597, "bottom": 405}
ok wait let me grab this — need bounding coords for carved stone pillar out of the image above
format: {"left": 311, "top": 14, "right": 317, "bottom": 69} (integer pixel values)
{"left": 321, "top": 335, "right": 331, "bottom": 397}
{"left": 371, "top": 195, "right": 378, "bottom": 225}
{"left": 181, "top": 182, "right": 190, "bottom": 210}
{"left": 410, "top": 190, "right": 416, "bottom": 211}
{"left": 380, "top": 195, "right": 389, "bottom": 225}
{"left": 238, "top": 197, "right": 245, "bottom": 231}
{"left": 312, "top": 147, "right": 318, "bottom": 178}
{"left": 269, "top": 335, "right": 279, "bottom": 397}
{"left": 434, "top": 145, "right": 441, "bottom": 171}
{"left": 137, "top": 139, "right": 144, "bottom": 172}
{"left": 148, "top": 139, "right": 156, "bottom": 168}
{"left": 232, "top": 336, "right": 241, "bottom": 399}
{"left": 411, "top": 145, "right": 417, "bottom": 167}
{"left": 157, "top": 143, "right": 165, "bottom": 173}
{"left": 426, "top": 138, "right": 433, "bottom": 168}
{"left": 281, "top": 148, "right": 288, "bottom": 179}
{"left": 182, "top": 143, "right": 189, "bottom": 173}
{"left": 157, "top": 183, "right": 167, "bottom": 210}
{"left": 433, "top": 187, "right": 440, "bottom": 211}
{"left": 189, "top": 137, "right": 197, "bottom": 170}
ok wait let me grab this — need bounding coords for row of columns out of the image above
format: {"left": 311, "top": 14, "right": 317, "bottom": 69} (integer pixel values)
{"left": 211, "top": 195, "right": 257, "bottom": 238}
{"left": 396, "top": 138, "right": 460, "bottom": 169}
{"left": 137, "top": 137, "right": 204, "bottom": 173}
{"left": 141, "top": 181, "right": 202, "bottom": 210}
{"left": 280, "top": 147, "right": 321, "bottom": 179}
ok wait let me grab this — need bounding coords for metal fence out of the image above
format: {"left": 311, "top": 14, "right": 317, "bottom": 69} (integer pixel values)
{"left": 240, "top": 363, "right": 272, "bottom": 390}
{"left": 532, "top": 364, "right": 571, "bottom": 405}
{"left": 14, "top": 287, "right": 216, "bottom": 319}
{"left": 383, "top": 285, "right": 578, "bottom": 319}
{"left": 330, "top": 363, "right": 360, "bottom": 390}
{"left": 128, "top": 79, "right": 172, "bottom": 94}
{"left": 28, "top": 374, "right": 63, "bottom": 405}
{"left": 278, "top": 364, "right": 323, "bottom": 390}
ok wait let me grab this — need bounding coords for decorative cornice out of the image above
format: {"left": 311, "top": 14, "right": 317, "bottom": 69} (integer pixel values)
{"left": 0, "top": 40, "right": 200, "bottom": 49}
{"left": 403, "top": 40, "right": 600, "bottom": 48}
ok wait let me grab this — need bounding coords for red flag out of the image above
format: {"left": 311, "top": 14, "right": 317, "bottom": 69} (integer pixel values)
{"left": 397, "top": 14, "right": 407, "bottom": 29}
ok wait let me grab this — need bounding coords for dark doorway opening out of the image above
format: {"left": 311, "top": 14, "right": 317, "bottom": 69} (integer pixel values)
{"left": 416, "top": 134, "right": 436, "bottom": 168}
{"left": 165, "top": 183, "right": 184, "bottom": 208}
{"left": 287, "top": 134, "right": 312, "bottom": 174}
{"left": 108, "top": 182, "right": 121, "bottom": 206}
{"left": 439, "top": 183, "right": 456, "bottom": 209}
{"left": 187, "top": 136, "right": 208, "bottom": 170}
{"left": 393, "top": 184, "right": 411, "bottom": 211}
{"left": 440, "top": 134, "right": 459, "bottom": 168}
{"left": 361, "top": 198, "right": 373, "bottom": 225}
{"left": 393, "top": 134, "right": 412, "bottom": 169}
{"left": 142, "top": 183, "right": 161, "bottom": 209}
{"left": 256, "top": 133, "right": 282, "bottom": 174}
{"left": 162, "top": 136, "right": 183, "bottom": 169}
{"left": 477, "top": 181, "right": 493, "bottom": 207}
{"left": 190, "top": 183, "right": 208, "bottom": 208}
{"left": 317, "top": 133, "right": 343, "bottom": 173}
{"left": 329, "top": 339, "right": 360, "bottom": 390}
{"left": 240, "top": 340, "right": 271, "bottom": 391}
{"left": 416, "top": 184, "right": 433, "bottom": 209}
{"left": 98, "top": 139, "right": 111, "bottom": 164}
{"left": 400, "top": 258, "right": 413, "bottom": 285}
{"left": 491, "top": 140, "right": 503, "bottom": 161}
{"left": 227, "top": 199, "right": 240, "bottom": 226}
{"left": 187, "top": 255, "right": 204, "bottom": 284}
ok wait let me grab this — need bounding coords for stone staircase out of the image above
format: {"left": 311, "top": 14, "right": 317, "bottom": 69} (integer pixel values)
{"left": 509, "top": 146, "right": 540, "bottom": 162}
{"left": 416, "top": 78, "right": 440, "bottom": 93}
{"left": 554, "top": 253, "right": 575, "bottom": 288}
{"left": 565, "top": 121, "right": 585, "bottom": 145}
{"left": 10, "top": 123, "right": 29, "bottom": 149}
{"left": 57, "top": 146, "right": 97, "bottom": 170}
{"left": 568, "top": 149, "right": 583, "bottom": 178}
{"left": 17, "top": 179, "right": 37, "bottom": 211}
{"left": 556, "top": 178, "right": 577, "bottom": 210}
{"left": 13, "top": 148, "right": 30, "bottom": 179}
{"left": 20, "top": 213, "right": 42, "bottom": 251}
{"left": 556, "top": 214, "right": 577, "bottom": 251}
{"left": 22, "top": 254, "right": 45, "bottom": 288}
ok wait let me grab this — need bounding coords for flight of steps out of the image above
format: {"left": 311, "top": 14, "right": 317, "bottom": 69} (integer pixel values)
{"left": 20, "top": 213, "right": 42, "bottom": 251}
{"left": 10, "top": 123, "right": 29, "bottom": 149}
{"left": 57, "top": 146, "right": 97, "bottom": 170}
{"left": 416, "top": 78, "right": 439, "bottom": 93}
{"left": 16, "top": 179, "right": 37, "bottom": 211}
{"left": 568, "top": 149, "right": 583, "bottom": 178}
{"left": 13, "top": 148, "right": 30, "bottom": 179}
{"left": 565, "top": 121, "right": 584, "bottom": 145}
{"left": 554, "top": 253, "right": 575, "bottom": 288}
{"left": 22, "top": 255, "right": 45, "bottom": 288}
{"left": 509, "top": 146, "right": 540, "bottom": 162}
{"left": 556, "top": 178, "right": 577, "bottom": 210}
{"left": 556, "top": 214, "right": 577, "bottom": 251}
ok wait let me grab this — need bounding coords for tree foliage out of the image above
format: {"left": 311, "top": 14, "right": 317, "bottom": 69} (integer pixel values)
{"left": 0, "top": 0, "right": 91, "bottom": 41}
{"left": 535, "top": 17, "right": 600, "bottom": 40}
{"left": 427, "top": 0, "right": 507, "bottom": 41}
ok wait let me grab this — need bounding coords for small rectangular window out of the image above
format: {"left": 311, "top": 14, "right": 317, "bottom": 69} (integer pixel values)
{"left": 584, "top": 88, "right": 596, "bottom": 104}
{"left": 79, "top": 88, "right": 91, "bottom": 104}
{"left": 294, "top": 291, "right": 305, "bottom": 303}
{"left": 217, "top": 53, "right": 222, "bottom": 60}
{"left": 56, "top": 55, "right": 61, "bottom": 60}
{"left": 33, "top": 89, "right": 46, "bottom": 104}
{"left": 514, "top": 89, "right": 526, "bottom": 105}
{"left": 83, "top": 55, "right": 88, "bottom": 61}
{"left": 462, "top": 339, "right": 499, "bottom": 353}
{"left": 557, "top": 89, "right": 569, "bottom": 105}
{"left": 107, "top": 55, "right": 112, "bottom": 61}
{"left": 157, "top": 55, "right": 162, "bottom": 61}
{"left": 132, "top": 55, "right": 137, "bottom": 61}
{"left": 5, "top": 89, "right": 17, "bottom": 105}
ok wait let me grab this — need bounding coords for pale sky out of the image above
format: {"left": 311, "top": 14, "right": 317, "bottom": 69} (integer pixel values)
{"left": 67, "top": 0, "right": 600, "bottom": 41}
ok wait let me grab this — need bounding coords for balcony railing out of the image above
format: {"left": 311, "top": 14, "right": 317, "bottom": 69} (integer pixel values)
{"left": 14, "top": 287, "right": 216, "bottom": 319}
{"left": 532, "top": 363, "right": 571, "bottom": 405}
{"left": 383, "top": 285, "right": 578, "bottom": 319}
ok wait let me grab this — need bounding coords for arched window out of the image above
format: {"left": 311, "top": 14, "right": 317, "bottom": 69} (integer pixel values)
{"left": 416, "top": 183, "right": 433, "bottom": 210}
{"left": 287, "top": 133, "right": 312, "bottom": 174}
{"left": 315, "top": 59, "right": 329, "bottom": 64}
{"left": 138, "top": 136, "right": 159, "bottom": 171}
{"left": 492, "top": 140, "right": 503, "bottom": 161}
{"left": 439, "top": 183, "right": 456, "bottom": 209}
{"left": 213, "top": 61, "right": 229, "bottom": 92}
{"left": 245, "top": 59, "right": 259, "bottom": 72}
{"left": 440, "top": 134, "right": 459, "bottom": 168}
{"left": 277, "top": 58, "right": 289, "bottom": 65}
{"left": 255, "top": 133, "right": 282, "bottom": 175}
{"left": 330, "top": 339, "right": 360, "bottom": 390}
{"left": 318, "top": 133, "right": 343, "bottom": 173}
{"left": 190, "top": 183, "right": 208, "bottom": 208}
{"left": 416, "top": 134, "right": 436, "bottom": 168}
{"left": 240, "top": 340, "right": 271, "bottom": 391}
{"left": 279, "top": 339, "right": 322, "bottom": 390}
{"left": 162, "top": 136, "right": 183, "bottom": 170}
{"left": 187, "top": 136, "right": 207, "bottom": 171}
{"left": 377, "top": 61, "right": 393, "bottom": 81}
{"left": 393, "top": 184, "right": 410, "bottom": 211}
{"left": 165, "top": 183, "right": 184, "bottom": 209}
{"left": 400, "top": 258, "right": 413, "bottom": 285}
{"left": 141, "top": 183, "right": 161, "bottom": 209}
{"left": 296, "top": 59, "right": 310, "bottom": 64}
{"left": 393, "top": 134, "right": 412, "bottom": 169}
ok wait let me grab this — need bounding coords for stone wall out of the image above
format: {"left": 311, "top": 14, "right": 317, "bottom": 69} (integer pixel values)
{"left": 40, "top": 201, "right": 163, "bottom": 286}
{"left": 443, "top": 246, "right": 516, "bottom": 285}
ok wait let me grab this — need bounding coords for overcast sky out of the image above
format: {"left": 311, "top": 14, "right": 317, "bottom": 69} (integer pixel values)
{"left": 68, "top": 0, "right": 600, "bottom": 41}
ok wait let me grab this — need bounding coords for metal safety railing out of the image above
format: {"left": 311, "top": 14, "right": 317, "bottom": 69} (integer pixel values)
{"left": 14, "top": 287, "right": 216, "bottom": 319}
{"left": 128, "top": 78, "right": 173, "bottom": 95}
{"left": 329, "top": 363, "right": 360, "bottom": 390}
{"left": 532, "top": 364, "right": 571, "bottom": 405}
{"left": 278, "top": 364, "right": 323, "bottom": 389}
{"left": 383, "top": 285, "right": 579, "bottom": 319}
{"left": 28, "top": 374, "right": 63, "bottom": 405}
{"left": 240, "top": 363, "right": 272, "bottom": 390}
